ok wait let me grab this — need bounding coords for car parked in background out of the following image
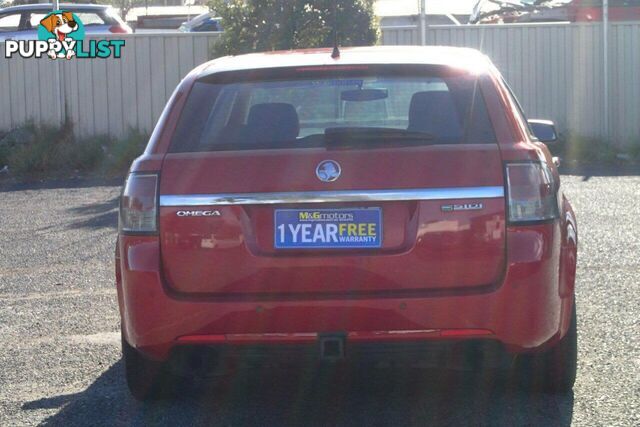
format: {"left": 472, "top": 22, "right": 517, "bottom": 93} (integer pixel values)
{"left": 116, "top": 46, "right": 578, "bottom": 401}
{"left": 470, "top": 0, "right": 568, "bottom": 24}
{"left": 569, "top": 0, "right": 640, "bottom": 21}
{"left": 178, "top": 12, "right": 222, "bottom": 33}
{"left": 379, "top": 14, "right": 464, "bottom": 29}
{"left": 0, "top": 3, "right": 131, "bottom": 41}
{"left": 471, "top": 0, "right": 640, "bottom": 24}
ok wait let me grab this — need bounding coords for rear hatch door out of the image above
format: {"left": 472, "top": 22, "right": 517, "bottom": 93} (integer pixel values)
{"left": 158, "top": 65, "right": 506, "bottom": 297}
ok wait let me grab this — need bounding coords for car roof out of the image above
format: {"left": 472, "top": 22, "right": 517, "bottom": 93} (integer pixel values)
{"left": 187, "top": 12, "right": 215, "bottom": 22}
{"left": 199, "top": 46, "right": 492, "bottom": 78}
{"left": 0, "top": 3, "right": 109, "bottom": 13}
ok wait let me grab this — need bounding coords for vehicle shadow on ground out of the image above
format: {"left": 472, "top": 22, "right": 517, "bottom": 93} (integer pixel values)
{"left": 65, "top": 197, "right": 119, "bottom": 230}
{"left": 22, "top": 361, "right": 574, "bottom": 427}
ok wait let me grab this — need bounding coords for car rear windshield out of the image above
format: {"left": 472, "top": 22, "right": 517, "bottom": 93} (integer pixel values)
{"left": 169, "top": 67, "right": 497, "bottom": 152}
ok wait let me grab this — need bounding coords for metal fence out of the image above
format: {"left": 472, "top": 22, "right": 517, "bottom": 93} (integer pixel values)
{"left": 0, "top": 33, "right": 220, "bottom": 138}
{"left": 1, "top": 24, "right": 639, "bottom": 144}
{"left": 381, "top": 22, "right": 640, "bottom": 144}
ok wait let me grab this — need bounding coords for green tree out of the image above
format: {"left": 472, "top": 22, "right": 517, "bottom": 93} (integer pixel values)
{"left": 209, "top": 0, "right": 378, "bottom": 56}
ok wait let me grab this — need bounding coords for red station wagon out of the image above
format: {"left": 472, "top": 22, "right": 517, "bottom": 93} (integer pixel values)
{"left": 115, "top": 46, "right": 578, "bottom": 400}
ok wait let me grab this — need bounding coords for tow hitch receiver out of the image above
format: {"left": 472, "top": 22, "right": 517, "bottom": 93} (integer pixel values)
{"left": 319, "top": 334, "right": 346, "bottom": 361}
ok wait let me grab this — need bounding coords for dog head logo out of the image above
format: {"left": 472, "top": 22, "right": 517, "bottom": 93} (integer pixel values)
{"left": 40, "top": 12, "right": 78, "bottom": 41}
{"left": 4, "top": 10, "right": 124, "bottom": 60}
{"left": 37, "top": 10, "right": 85, "bottom": 60}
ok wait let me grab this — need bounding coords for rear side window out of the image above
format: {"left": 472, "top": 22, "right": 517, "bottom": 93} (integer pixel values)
{"left": 73, "top": 12, "right": 107, "bottom": 26}
{"left": 0, "top": 13, "right": 20, "bottom": 32}
{"left": 170, "top": 70, "right": 496, "bottom": 152}
{"left": 28, "top": 13, "right": 48, "bottom": 28}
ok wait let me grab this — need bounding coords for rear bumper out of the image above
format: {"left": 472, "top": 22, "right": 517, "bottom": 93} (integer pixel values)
{"left": 163, "top": 339, "right": 513, "bottom": 374}
{"left": 116, "top": 223, "right": 575, "bottom": 361}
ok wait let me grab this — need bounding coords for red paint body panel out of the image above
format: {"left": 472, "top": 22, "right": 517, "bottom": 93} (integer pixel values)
{"left": 160, "top": 200, "right": 505, "bottom": 296}
{"left": 159, "top": 145, "right": 503, "bottom": 194}
{"left": 116, "top": 46, "right": 578, "bottom": 363}
{"left": 117, "top": 220, "right": 566, "bottom": 361}
{"left": 158, "top": 146, "right": 506, "bottom": 296}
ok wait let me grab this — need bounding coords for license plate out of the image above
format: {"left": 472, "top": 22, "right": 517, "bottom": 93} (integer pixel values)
{"left": 274, "top": 208, "right": 382, "bottom": 249}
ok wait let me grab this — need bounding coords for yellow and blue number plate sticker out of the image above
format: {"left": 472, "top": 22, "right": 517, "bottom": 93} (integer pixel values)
{"left": 275, "top": 208, "right": 382, "bottom": 249}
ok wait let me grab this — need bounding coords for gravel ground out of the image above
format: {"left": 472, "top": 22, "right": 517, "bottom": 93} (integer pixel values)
{"left": 0, "top": 174, "right": 638, "bottom": 426}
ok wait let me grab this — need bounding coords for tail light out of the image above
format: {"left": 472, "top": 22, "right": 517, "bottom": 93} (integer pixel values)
{"left": 120, "top": 173, "right": 158, "bottom": 233}
{"left": 109, "top": 24, "right": 130, "bottom": 34}
{"left": 506, "top": 162, "right": 558, "bottom": 224}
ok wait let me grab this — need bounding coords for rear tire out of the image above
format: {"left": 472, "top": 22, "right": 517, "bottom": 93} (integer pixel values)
{"left": 515, "top": 302, "right": 577, "bottom": 393}
{"left": 122, "top": 334, "right": 173, "bottom": 401}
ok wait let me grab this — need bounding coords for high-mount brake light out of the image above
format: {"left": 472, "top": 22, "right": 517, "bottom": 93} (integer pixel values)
{"left": 294, "top": 65, "right": 369, "bottom": 72}
{"left": 119, "top": 173, "right": 158, "bottom": 233}
{"left": 506, "top": 162, "right": 558, "bottom": 224}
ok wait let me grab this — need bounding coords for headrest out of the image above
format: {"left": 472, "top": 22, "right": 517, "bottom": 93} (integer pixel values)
{"left": 246, "top": 103, "right": 300, "bottom": 143}
{"left": 408, "top": 91, "right": 463, "bottom": 139}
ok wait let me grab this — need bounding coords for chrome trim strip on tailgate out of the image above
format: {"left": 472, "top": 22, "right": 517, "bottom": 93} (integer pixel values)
{"left": 159, "top": 186, "right": 504, "bottom": 207}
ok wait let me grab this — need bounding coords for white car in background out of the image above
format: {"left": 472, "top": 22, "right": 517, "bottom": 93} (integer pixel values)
{"left": 0, "top": 3, "right": 131, "bottom": 41}
{"left": 178, "top": 12, "right": 222, "bottom": 32}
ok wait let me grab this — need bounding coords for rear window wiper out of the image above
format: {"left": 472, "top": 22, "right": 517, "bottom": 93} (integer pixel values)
{"left": 324, "top": 127, "right": 435, "bottom": 148}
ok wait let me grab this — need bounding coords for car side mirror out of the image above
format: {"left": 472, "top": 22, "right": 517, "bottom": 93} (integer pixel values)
{"left": 528, "top": 119, "right": 557, "bottom": 143}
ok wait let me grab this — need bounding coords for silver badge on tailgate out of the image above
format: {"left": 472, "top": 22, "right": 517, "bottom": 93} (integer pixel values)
{"left": 177, "top": 210, "right": 221, "bottom": 217}
{"left": 441, "top": 203, "right": 484, "bottom": 212}
{"left": 316, "top": 160, "right": 341, "bottom": 182}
